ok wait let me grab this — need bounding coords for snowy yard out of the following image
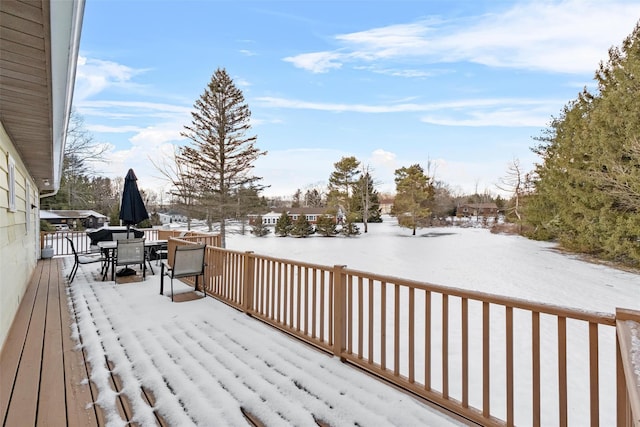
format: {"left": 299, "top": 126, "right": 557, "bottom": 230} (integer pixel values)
{"left": 66, "top": 217, "right": 639, "bottom": 426}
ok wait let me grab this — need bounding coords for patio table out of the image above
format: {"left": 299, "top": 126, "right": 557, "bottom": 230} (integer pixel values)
{"left": 98, "top": 240, "right": 167, "bottom": 281}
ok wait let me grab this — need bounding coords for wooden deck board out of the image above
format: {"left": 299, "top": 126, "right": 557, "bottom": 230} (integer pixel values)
{"left": 0, "top": 260, "right": 42, "bottom": 419}
{"left": 4, "top": 262, "right": 48, "bottom": 426}
{"left": 61, "top": 269, "right": 102, "bottom": 427}
{"left": 38, "top": 259, "right": 67, "bottom": 424}
{"left": 0, "top": 258, "right": 124, "bottom": 426}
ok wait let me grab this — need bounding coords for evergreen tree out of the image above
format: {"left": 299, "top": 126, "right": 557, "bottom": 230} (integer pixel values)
{"left": 290, "top": 214, "right": 314, "bottom": 237}
{"left": 275, "top": 212, "right": 293, "bottom": 236}
{"left": 315, "top": 215, "right": 337, "bottom": 236}
{"left": 392, "top": 164, "right": 434, "bottom": 235}
{"left": 351, "top": 171, "right": 382, "bottom": 226}
{"left": 251, "top": 215, "right": 270, "bottom": 237}
{"left": 304, "top": 188, "right": 324, "bottom": 207}
{"left": 327, "top": 156, "right": 360, "bottom": 213}
{"left": 179, "top": 68, "right": 267, "bottom": 247}
{"left": 527, "top": 23, "right": 640, "bottom": 266}
{"left": 292, "top": 189, "right": 302, "bottom": 208}
{"left": 340, "top": 212, "right": 361, "bottom": 236}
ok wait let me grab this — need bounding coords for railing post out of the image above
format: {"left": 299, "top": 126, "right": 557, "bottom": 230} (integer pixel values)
{"left": 615, "top": 308, "right": 640, "bottom": 427}
{"left": 243, "top": 251, "right": 255, "bottom": 314}
{"left": 333, "top": 265, "right": 347, "bottom": 361}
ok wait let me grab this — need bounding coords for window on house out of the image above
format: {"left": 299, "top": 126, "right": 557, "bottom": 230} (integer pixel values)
{"left": 8, "top": 154, "right": 16, "bottom": 212}
{"left": 26, "top": 181, "right": 31, "bottom": 231}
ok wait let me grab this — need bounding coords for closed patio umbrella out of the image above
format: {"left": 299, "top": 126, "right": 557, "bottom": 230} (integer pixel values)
{"left": 118, "top": 169, "right": 149, "bottom": 276}
{"left": 120, "top": 168, "right": 149, "bottom": 235}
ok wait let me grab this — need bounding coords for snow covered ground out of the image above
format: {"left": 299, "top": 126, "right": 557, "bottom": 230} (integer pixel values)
{"left": 225, "top": 217, "right": 639, "bottom": 314}
{"left": 66, "top": 217, "right": 639, "bottom": 426}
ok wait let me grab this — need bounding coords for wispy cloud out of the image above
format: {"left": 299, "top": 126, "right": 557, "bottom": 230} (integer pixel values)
{"left": 284, "top": 0, "right": 640, "bottom": 75}
{"left": 75, "top": 56, "right": 150, "bottom": 100}
{"left": 255, "top": 96, "right": 561, "bottom": 127}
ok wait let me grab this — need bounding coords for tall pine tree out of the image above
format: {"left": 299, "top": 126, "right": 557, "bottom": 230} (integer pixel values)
{"left": 179, "top": 68, "right": 266, "bottom": 247}
{"left": 327, "top": 156, "right": 360, "bottom": 215}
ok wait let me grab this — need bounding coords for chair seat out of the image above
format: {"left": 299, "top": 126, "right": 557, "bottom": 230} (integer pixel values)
{"left": 78, "top": 254, "right": 103, "bottom": 264}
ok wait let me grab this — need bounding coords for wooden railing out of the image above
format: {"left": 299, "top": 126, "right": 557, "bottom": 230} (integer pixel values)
{"left": 616, "top": 308, "right": 640, "bottom": 427}
{"left": 165, "top": 239, "right": 639, "bottom": 427}
{"left": 42, "top": 229, "right": 161, "bottom": 256}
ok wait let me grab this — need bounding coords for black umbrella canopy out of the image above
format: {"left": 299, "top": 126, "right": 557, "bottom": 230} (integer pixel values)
{"left": 119, "top": 168, "right": 149, "bottom": 227}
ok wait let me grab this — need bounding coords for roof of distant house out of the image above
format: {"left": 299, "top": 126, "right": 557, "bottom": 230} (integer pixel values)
{"left": 40, "top": 209, "right": 107, "bottom": 219}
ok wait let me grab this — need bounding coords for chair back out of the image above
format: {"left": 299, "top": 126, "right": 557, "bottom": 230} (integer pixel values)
{"left": 172, "top": 244, "right": 206, "bottom": 278}
{"left": 112, "top": 232, "right": 130, "bottom": 241}
{"left": 66, "top": 237, "right": 78, "bottom": 258}
{"left": 116, "top": 238, "right": 145, "bottom": 266}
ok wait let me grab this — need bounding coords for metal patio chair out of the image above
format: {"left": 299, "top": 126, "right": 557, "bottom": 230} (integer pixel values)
{"left": 113, "top": 238, "right": 146, "bottom": 283}
{"left": 66, "top": 237, "right": 106, "bottom": 283}
{"left": 160, "top": 243, "right": 207, "bottom": 301}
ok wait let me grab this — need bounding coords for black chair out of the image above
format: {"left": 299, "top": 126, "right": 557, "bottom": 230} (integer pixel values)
{"left": 160, "top": 244, "right": 207, "bottom": 301}
{"left": 66, "top": 237, "right": 105, "bottom": 283}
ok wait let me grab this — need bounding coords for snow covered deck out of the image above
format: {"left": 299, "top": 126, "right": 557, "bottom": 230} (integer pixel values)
{"left": 0, "top": 257, "right": 464, "bottom": 426}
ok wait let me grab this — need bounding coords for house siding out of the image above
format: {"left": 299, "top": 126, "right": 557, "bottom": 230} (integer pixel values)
{"left": 0, "top": 122, "right": 39, "bottom": 351}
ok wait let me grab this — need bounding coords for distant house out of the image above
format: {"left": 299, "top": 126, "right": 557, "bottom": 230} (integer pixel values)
{"left": 378, "top": 195, "right": 395, "bottom": 215}
{"left": 157, "top": 212, "right": 188, "bottom": 224}
{"left": 41, "top": 210, "right": 108, "bottom": 229}
{"left": 456, "top": 203, "right": 499, "bottom": 218}
{"left": 248, "top": 207, "right": 335, "bottom": 226}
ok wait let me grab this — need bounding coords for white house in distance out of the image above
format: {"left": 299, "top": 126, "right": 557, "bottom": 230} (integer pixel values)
{"left": 0, "top": 1, "right": 84, "bottom": 350}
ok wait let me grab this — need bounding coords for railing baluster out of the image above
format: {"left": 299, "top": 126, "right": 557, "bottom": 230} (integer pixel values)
{"left": 394, "top": 283, "right": 400, "bottom": 376}
{"left": 328, "top": 270, "right": 334, "bottom": 346}
{"left": 312, "top": 268, "right": 317, "bottom": 339}
{"left": 320, "top": 271, "right": 325, "bottom": 342}
{"left": 533, "top": 311, "right": 541, "bottom": 427}
{"left": 381, "top": 281, "right": 387, "bottom": 371}
{"left": 558, "top": 316, "right": 567, "bottom": 427}
{"left": 347, "top": 275, "right": 353, "bottom": 354}
{"left": 483, "top": 301, "right": 490, "bottom": 417}
{"left": 425, "top": 290, "right": 431, "bottom": 391}
{"left": 462, "top": 297, "right": 468, "bottom": 408}
{"left": 358, "top": 276, "right": 364, "bottom": 359}
{"left": 589, "top": 322, "right": 599, "bottom": 427}
{"left": 443, "top": 294, "right": 449, "bottom": 399}
{"left": 409, "top": 286, "right": 415, "bottom": 383}
{"left": 296, "top": 265, "right": 302, "bottom": 332}
{"left": 368, "top": 278, "right": 374, "bottom": 363}
{"left": 285, "top": 263, "right": 291, "bottom": 326}
{"left": 506, "top": 306, "right": 514, "bottom": 426}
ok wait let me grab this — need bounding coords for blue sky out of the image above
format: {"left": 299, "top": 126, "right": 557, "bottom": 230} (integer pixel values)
{"left": 73, "top": 0, "right": 640, "bottom": 199}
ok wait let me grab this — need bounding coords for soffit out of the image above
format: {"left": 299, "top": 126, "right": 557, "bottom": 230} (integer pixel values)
{"left": 0, "top": 0, "right": 54, "bottom": 192}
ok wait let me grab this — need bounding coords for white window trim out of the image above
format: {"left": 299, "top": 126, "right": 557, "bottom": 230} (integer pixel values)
{"left": 26, "top": 181, "right": 31, "bottom": 232}
{"left": 8, "top": 154, "right": 16, "bottom": 212}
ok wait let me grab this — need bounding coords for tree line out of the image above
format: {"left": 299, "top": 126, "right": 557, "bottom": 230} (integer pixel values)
{"left": 520, "top": 22, "right": 640, "bottom": 267}
{"left": 52, "top": 24, "right": 640, "bottom": 269}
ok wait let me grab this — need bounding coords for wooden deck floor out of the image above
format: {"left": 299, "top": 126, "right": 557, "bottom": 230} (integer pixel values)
{"left": 0, "top": 258, "right": 165, "bottom": 426}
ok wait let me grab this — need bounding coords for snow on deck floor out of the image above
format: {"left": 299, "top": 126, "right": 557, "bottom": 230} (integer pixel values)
{"left": 65, "top": 258, "right": 465, "bottom": 427}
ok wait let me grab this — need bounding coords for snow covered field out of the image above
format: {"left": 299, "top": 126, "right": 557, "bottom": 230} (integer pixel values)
{"left": 225, "top": 216, "right": 639, "bottom": 314}
{"left": 66, "top": 217, "right": 639, "bottom": 426}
